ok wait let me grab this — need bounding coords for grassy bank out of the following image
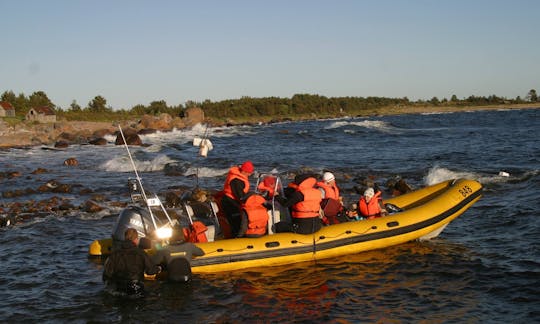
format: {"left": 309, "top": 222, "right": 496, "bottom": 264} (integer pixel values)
{"left": 204, "top": 103, "right": 540, "bottom": 126}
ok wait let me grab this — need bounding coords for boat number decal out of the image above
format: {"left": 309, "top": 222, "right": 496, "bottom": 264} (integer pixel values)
{"left": 459, "top": 185, "right": 473, "bottom": 197}
{"left": 130, "top": 218, "right": 143, "bottom": 228}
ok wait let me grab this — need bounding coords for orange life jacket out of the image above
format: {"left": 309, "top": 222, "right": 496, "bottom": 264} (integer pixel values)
{"left": 316, "top": 181, "right": 340, "bottom": 200}
{"left": 182, "top": 221, "right": 208, "bottom": 243}
{"left": 358, "top": 191, "right": 383, "bottom": 217}
{"left": 222, "top": 166, "right": 250, "bottom": 200}
{"left": 242, "top": 194, "right": 268, "bottom": 236}
{"left": 257, "top": 175, "right": 279, "bottom": 198}
{"left": 292, "top": 177, "right": 322, "bottom": 218}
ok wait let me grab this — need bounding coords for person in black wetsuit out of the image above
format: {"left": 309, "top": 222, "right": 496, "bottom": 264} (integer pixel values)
{"left": 102, "top": 228, "right": 162, "bottom": 297}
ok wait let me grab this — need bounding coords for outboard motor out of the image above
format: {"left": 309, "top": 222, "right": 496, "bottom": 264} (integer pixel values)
{"left": 111, "top": 206, "right": 167, "bottom": 249}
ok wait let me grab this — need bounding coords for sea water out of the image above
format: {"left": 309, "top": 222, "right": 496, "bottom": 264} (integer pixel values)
{"left": 0, "top": 108, "right": 538, "bottom": 322}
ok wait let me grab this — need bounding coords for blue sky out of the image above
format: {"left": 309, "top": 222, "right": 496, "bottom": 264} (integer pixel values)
{"left": 2, "top": 0, "right": 539, "bottom": 110}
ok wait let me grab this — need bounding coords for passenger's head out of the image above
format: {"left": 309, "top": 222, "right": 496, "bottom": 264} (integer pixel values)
{"left": 294, "top": 174, "right": 311, "bottom": 185}
{"left": 124, "top": 228, "right": 139, "bottom": 245}
{"left": 240, "top": 160, "right": 254, "bottom": 175}
{"left": 322, "top": 172, "right": 335, "bottom": 183}
{"left": 364, "top": 188, "right": 375, "bottom": 202}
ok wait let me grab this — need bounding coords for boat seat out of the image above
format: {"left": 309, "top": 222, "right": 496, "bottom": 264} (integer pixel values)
{"left": 267, "top": 208, "right": 282, "bottom": 235}
{"left": 205, "top": 225, "right": 216, "bottom": 242}
{"left": 184, "top": 203, "right": 215, "bottom": 242}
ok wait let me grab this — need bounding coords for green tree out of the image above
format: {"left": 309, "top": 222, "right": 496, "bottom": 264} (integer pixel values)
{"left": 450, "top": 94, "right": 458, "bottom": 102}
{"left": 69, "top": 100, "right": 82, "bottom": 112}
{"left": 86, "top": 95, "right": 110, "bottom": 113}
{"left": 28, "top": 91, "right": 55, "bottom": 109}
{"left": 526, "top": 89, "right": 538, "bottom": 102}
{"left": 130, "top": 104, "right": 147, "bottom": 115}
{"left": 1, "top": 90, "right": 17, "bottom": 104}
{"left": 148, "top": 100, "right": 169, "bottom": 115}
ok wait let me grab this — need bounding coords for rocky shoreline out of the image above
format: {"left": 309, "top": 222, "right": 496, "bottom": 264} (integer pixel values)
{"left": 0, "top": 112, "right": 205, "bottom": 149}
{"left": 1, "top": 103, "right": 538, "bottom": 149}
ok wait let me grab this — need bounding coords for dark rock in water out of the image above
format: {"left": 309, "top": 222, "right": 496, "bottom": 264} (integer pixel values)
{"left": 63, "top": 157, "right": 79, "bottom": 166}
{"left": 37, "top": 184, "right": 51, "bottom": 192}
{"left": 386, "top": 177, "right": 413, "bottom": 196}
{"left": 164, "top": 191, "right": 182, "bottom": 207}
{"left": 82, "top": 200, "right": 103, "bottom": 213}
{"left": 58, "top": 132, "right": 78, "bottom": 142}
{"left": 3, "top": 189, "right": 35, "bottom": 198}
{"left": 52, "top": 183, "right": 73, "bottom": 194}
{"left": 89, "top": 138, "right": 107, "bottom": 145}
{"left": 79, "top": 188, "right": 94, "bottom": 195}
{"left": 46, "top": 180, "right": 59, "bottom": 188}
{"left": 92, "top": 129, "right": 112, "bottom": 138}
{"left": 58, "top": 201, "right": 75, "bottom": 211}
{"left": 138, "top": 128, "right": 157, "bottom": 135}
{"left": 115, "top": 133, "right": 142, "bottom": 146}
{"left": 90, "top": 193, "right": 108, "bottom": 202}
{"left": 31, "top": 168, "right": 48, "bottom": 175}
{"left": 0, "top": 171, "right": 22, "bottom": 179}
{"left": 109, "top": 201, "right": 128, "bottom": 208}
{"left": 54, "top": 141, "right": 69, "bottom": 148}
{"left": 164, "top": 163, "right": 187, "bottom": 176}
{"left": 0, "top": 214, "right": 13, "bottom": 227}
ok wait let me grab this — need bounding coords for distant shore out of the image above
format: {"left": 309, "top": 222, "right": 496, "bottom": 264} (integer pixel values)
{"left": 365, "top": 103, "right": 539, "bottom": 116}
{"left": 0, "top": 103, "right": 538, "bottom": 149}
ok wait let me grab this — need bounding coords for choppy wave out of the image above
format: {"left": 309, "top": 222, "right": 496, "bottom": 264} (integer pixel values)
{"left": 325, "top": 119, "right": 399, "bottom": 134}
{"left": 423, "top": 165, "right": 538, "bottom": 186}
{"left": 184, "top": 166, "right": 229, "bottom": 178}
{"left": 325, "top": 120, "right": 398, "bottom": 133}
{"left": 100, "top": 154, "right": 176, "bottom": 172}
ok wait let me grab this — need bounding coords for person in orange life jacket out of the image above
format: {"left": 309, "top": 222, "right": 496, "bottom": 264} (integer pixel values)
{"left": 221, "top": 160, "right": 255, "bottom": 237}
{"left": 358, "top": 187, "right": 388, "bottom": 220}
{"left": 257, "top": 174, "right": 280, "bottom": 199}
{"left": 103, "top": 228, "right": 162, "bottom": 297}
{"left": 237, "top": 192, "right": 270, "bottom": 238}
{"left": 316, "top": 172, "right": 344, "bottom": 224}
{"left": 276, "top": 174, "right": 323, "bottom": 234}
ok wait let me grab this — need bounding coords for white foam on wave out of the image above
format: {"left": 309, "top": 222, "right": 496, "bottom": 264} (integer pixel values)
{"left": 184, "top": 166, "right": 229, "bottom": 178}
{"left": 424, "top": 165, "right": 526, "bottom": 186}
{"left": 420, "top": 111, "right": 455, "bottom": 116}
{"left": 326, "top": 120, "right": 397, "bottom": 133}
{"left": 144, "top": 144, "right": 164, "bottom": 153}
{"left": 104, "top": 134, "right": 116, "bottom": 142}
{"left": 424, "top": 166, "right": 477, "bottom": 185}
{"left": 140, "top": 124, "right": 208, "bottom": 145}
{"left": 100, "top": 154, "right": 176, "bottom": 172}
{"left": 140, "top": 123, "right": 258, "bottom": 145}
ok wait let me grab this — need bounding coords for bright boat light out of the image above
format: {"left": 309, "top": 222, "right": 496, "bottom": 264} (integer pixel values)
{"left": 156, "top": 226, "right": 173, "bottom": 239}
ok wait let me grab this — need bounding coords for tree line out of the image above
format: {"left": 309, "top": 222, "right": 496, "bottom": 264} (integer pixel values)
{"left": 1, "top": 89, "right": 538, "bottom": 122}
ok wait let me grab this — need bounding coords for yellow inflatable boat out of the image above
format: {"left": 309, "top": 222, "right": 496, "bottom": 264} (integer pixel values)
{"left": 89, "top": 178, "right": 482, "bottom": 274}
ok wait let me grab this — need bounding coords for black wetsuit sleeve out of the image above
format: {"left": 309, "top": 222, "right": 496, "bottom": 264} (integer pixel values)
{"left": 237, "top": 211, "right": 248, "bottom": 238}
{"left": 230, "top": 178, "right": 246, "bottom": 200}
{"left": 276, "top": 191, "right": 304, "bottom": 208}
{"left": 142, "top": 250, "right": 160, "bottom": 275}
{"left": 191, "top": 244, "right": 205, "bottom": 257}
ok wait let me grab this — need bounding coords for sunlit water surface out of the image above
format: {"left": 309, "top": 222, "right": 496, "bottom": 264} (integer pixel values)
{"left": 0, "top": 108, "right": 538, "bottom": 322}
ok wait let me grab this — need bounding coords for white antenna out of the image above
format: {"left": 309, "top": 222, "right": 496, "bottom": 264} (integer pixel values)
{"left": 118, "top": 125, "right": 158, "bottom": 230}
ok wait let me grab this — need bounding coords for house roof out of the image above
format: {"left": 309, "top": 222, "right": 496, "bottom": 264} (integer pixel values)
{"left": 32, "top": 106, "right": 55, "bottom": 115}
{"left": 0, "top": 101, "right": 14, "bottom": 110}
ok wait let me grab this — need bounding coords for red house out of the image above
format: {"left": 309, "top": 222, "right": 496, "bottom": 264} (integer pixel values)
{"left": 0, "top": 101, "right": 16, "bottom": 117}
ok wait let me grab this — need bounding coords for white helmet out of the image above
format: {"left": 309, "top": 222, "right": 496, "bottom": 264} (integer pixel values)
{"left": 322, "top": 172, "right": 335, "bottom": 182}
{"left": 364, "top": 187, "right": 375, "bottom": 200}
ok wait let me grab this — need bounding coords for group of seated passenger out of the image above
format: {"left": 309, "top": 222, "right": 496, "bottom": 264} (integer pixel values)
{"left": 216, "top": 160, "right": 391, "bottom": 238}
